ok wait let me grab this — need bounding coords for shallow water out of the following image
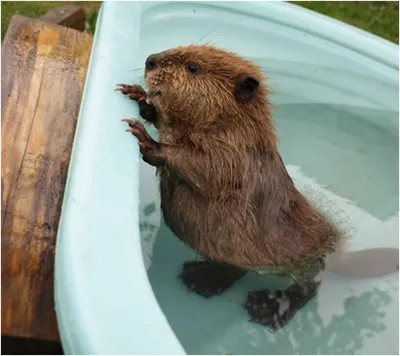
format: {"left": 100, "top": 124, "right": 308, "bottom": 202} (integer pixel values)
{"left": 139, "top": 103, "right": 399, "bottom": 355}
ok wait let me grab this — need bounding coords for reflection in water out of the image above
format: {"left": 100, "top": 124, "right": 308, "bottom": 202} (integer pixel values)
{"left": 147, "top": 224, "right": 398, "bottom": 355}
{"left": 228, "top": 287, "right": 395, "bottom": 355}
{"left": 138, "top": 159, "right": 161, "bottom": 271}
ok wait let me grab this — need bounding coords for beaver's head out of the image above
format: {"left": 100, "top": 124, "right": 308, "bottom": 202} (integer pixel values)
{"left": 144, "top": 44, "right": 270, "bottom": 128}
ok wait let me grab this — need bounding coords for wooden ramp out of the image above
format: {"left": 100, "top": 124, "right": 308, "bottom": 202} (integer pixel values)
{"left": 1, "top": 15, "right": 92, "bottom": 345}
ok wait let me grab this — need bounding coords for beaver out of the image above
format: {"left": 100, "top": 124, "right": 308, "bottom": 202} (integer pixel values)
{"left": 115, "top": 44, "right": 346, "bottom": 330}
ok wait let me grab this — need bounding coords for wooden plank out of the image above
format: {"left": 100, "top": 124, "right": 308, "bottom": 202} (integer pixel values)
{"left": 40, "top": 5, "right": 86, "bottom": 31}
{"left": 1, "top": 15, "right": 92, "bottom": 341}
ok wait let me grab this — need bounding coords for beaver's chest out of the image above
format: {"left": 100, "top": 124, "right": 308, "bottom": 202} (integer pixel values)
{"left": 155, "top": 166, "right": 288, "bottom": 267}
{"left": 157, "top": 166, "right": 210, "bottom": 242}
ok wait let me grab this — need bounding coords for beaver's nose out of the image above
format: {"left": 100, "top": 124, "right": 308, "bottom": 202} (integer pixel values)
{"left": 145, "top": 54, "right": 158, "bottom": 71}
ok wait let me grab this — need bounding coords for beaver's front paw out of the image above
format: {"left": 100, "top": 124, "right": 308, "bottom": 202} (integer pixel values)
{"left": 122, "top": 119, "right": 165, "bottom": 166}
{"left": 116, "top": 84, "right": 148, "bottom": 102}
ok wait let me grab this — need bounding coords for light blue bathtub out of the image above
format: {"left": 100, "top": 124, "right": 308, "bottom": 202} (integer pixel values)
{"left": 55, "top": 1, "right": 399, "bottom": 354}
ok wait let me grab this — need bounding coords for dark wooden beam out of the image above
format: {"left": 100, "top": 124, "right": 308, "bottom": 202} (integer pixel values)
{"left": 1, "top": 336, "right": 63, "bottom": 355}
{"left": 40, "top": 5, "right": 86, "bottom": 31}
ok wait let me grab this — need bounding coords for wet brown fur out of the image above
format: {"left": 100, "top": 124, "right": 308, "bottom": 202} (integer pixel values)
{"left": 144, "top": 44, "right": 341, "bottom": 269}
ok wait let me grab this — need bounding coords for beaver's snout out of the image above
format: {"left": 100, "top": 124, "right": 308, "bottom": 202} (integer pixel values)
{"left": 145, "top": 54, "right": 158, "bottom": 71}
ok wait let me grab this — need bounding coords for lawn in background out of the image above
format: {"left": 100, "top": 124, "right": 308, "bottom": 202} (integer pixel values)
{"left": 1, "top": 1, "right": 101, "bottom": 39}
{"left": 294, "top": 1, "right": 398, "bottom": 43}
{"left": 1, "top": 1, "right": 399, "bottom": 43}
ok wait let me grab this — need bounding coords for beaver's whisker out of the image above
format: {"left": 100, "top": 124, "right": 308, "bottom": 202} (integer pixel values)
{"left": 197, "top": 27, "right": 218, "bottom": 44}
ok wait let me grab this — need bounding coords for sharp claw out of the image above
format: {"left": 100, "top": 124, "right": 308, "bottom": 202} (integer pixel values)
{"left": 126, "top": 128, "right": 141, "bottom": 134}
{"left": 122, "top": 119, "right": 143, "bottom": 126}
{"left": 122, "top": 119, "right": 141, "bottom": 127}
{"left": 137, "top": 96, "right": 150, "bottom": 103}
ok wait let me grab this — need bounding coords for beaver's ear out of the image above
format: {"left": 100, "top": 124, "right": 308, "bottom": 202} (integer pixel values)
{"left": 235, "top": 74, "right": 259, "bottom": 101}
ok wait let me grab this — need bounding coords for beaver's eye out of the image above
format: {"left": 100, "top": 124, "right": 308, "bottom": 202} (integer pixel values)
{"left": 187, "top": 63, "right": 199, "bottom": 73}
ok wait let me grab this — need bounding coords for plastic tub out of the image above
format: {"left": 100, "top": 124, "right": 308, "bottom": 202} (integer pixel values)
{"left": 55, "top": 1, "right": 399, "bottom": 354}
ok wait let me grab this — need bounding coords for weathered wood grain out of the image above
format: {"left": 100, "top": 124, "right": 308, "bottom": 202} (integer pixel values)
{"left": 1, "top": 15, "right": 92, "bottom": 341}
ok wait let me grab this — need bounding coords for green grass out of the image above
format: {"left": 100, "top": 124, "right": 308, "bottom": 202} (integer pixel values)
{"left": 293, "top": 1, "right": 399, "bottom": 43}
{"left": 1, "top": 1, "right": 101, "bottom": 40}
{"left": 1, "top": 1, "right": 398, "bottom": 43}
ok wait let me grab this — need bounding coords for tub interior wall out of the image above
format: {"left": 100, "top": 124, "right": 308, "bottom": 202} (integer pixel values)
{"left": 134, "top": 2, "right": 399, "bottom": 355}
